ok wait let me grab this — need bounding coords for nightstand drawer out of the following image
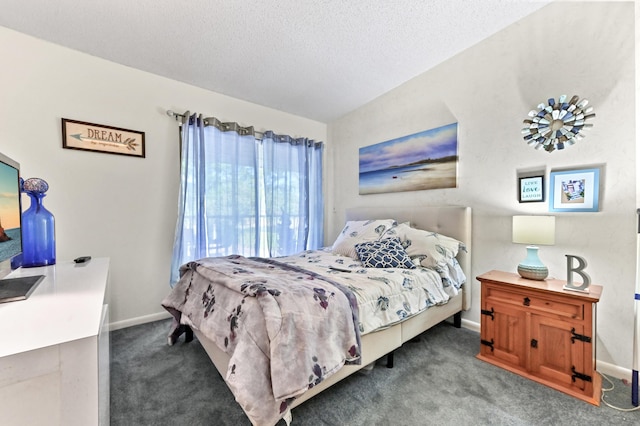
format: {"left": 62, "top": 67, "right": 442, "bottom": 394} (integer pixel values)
{"left": 485, "top": 285, "right": 584, "bottom": 320}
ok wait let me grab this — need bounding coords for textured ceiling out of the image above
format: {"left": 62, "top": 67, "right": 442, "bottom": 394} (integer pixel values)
{"left": 0, "top": 0, "right": 551, "bottom": 122}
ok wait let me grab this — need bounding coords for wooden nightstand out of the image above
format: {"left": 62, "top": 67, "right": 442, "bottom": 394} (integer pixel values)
{"left": 476, "top": 270, "right": 602, "bottom": 405}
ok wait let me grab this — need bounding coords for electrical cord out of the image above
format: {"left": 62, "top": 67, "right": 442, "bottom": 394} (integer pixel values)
{"left": 599, "top": 371, "right": 640, "bottom": 412}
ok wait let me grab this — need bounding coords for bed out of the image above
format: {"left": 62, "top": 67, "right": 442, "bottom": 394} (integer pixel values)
{"left": 162, "top": 205, "right": 472, "bottom": 426}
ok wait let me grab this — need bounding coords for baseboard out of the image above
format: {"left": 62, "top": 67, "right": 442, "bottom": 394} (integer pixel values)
{"left": 461, "top": 318, "right": 480, "bottom": 333}
{"left": 460, "top": 319, "right": 631, "bottom": 381}
{"left": 109, "top": 311, "right": 171, "bottom": 331}
{"left": 597, "top": 361, "right": 632, "bottom": 381}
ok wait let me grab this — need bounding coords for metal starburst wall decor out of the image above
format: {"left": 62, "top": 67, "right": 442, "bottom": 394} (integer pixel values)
{"left": 521, "top": 95, "right": 595, "bottom": 152}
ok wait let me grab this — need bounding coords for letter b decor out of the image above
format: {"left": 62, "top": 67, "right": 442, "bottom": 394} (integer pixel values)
{"left": 564, "top": 255, "right": 591, "bottom": 292}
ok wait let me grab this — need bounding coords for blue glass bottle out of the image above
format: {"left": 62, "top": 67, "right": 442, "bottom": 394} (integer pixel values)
{"left": 21, "top": 180, "right": 56, "bottom": 267}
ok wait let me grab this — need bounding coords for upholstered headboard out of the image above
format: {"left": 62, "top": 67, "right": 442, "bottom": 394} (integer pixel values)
{"left": 345, "top": 205, "right": 472, "bottom": 310}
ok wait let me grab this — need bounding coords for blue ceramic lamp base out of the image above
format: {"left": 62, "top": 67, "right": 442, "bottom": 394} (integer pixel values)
{"left": 517, "top": 246, "right": 548, "bottom": 281}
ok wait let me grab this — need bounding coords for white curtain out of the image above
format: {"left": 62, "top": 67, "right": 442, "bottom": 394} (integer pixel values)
{"left": 261, "top": 131, "right": 324, "bottom": 257}
{"left": 170, "top": 114, "right": 323, "bottom": 285}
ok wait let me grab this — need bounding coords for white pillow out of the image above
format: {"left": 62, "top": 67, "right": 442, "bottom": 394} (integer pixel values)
{"left": 331, "top": 219, "right": 396, "bottom": 259}
{"left": 378, "top": 221, "right": 411, "bottom": 240}
{"left": 386, "top": 222, "right": 465, "bottom": 268}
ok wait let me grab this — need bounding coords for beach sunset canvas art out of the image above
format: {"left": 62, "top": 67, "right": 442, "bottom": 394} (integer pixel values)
{"left": 359, "top": 122, "right": 458, "bottom": 195}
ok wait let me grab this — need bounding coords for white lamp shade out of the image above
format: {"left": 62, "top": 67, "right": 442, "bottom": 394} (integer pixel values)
{"left": 512, "top": 215, "right": 555, "bottom": 246}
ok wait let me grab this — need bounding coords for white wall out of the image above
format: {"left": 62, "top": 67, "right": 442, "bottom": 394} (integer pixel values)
{"left": 328, "top": 1, "right": 636, "bottom": 373}
{"left": 0, "top": 26, "right": 326, "bottom": 328}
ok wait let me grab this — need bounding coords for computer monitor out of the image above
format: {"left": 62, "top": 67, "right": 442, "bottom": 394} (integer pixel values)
{"left": 0, "top": 151, "right": 22, "bottom": 275}
{"left": 0, "top": 151, "right": 44, "bottom": 303}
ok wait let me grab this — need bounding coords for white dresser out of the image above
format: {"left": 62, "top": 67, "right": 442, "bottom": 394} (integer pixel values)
{"left": 0, "top": 258, "right": 110, "bottom": 426}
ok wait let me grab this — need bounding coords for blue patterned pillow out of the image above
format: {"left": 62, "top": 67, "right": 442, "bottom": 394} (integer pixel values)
{"left": 355, "top": 238, "right": 416, "bottom": 269}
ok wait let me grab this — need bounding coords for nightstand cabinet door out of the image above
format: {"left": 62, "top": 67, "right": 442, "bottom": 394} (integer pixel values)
{"left": 529, "top": 315, "right": 588, "bottom": 392}
{"left": 481, "top": 300, "right": 527, "bottom": 369}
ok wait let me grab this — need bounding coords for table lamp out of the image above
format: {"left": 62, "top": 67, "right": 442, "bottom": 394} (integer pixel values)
{"left": 512, "top": 215, "right": 555, "bottom": 280}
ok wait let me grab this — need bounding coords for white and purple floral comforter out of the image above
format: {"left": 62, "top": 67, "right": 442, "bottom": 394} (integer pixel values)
{"left": 162, "top": 254, "right": 361, "bottom": 426}
{"left": 162, "top": 250, "right": 464, "bottom": 426}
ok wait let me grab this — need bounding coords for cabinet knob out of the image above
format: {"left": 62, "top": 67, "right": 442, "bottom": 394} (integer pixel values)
{"left": 531, "top": 339, "right": 538, "bottom": 348}
{"left": 523, "top": 297, "right": 531, "bottom": 306}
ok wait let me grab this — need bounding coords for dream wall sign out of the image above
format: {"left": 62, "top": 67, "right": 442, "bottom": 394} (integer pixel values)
{"left": 359, "top": 122, "right": 458, "bottom": 195}
{"left": 62, "top": 118, "right": 145, "bottom": 158}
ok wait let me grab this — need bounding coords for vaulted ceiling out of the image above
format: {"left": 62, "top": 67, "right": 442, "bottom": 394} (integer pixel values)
{"left": 0, "top": 0, "right": 551, "bottom": 122}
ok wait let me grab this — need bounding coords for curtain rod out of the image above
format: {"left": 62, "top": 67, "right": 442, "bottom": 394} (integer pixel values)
{"left": 166, "top": 109, "right": 265, "bottom": 139}
{"left": 166, "top": 109, "right": 323, "bottom": 147}
{"left": 166, "top": 110, "right": 185, "bottom": 121}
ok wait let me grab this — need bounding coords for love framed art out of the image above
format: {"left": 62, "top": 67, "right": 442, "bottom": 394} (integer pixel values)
{"left": 549, "top": 168, "right": 600, "bottom": 212}
{"left": 518, "top": 175, "right": 544, "bottom": 203}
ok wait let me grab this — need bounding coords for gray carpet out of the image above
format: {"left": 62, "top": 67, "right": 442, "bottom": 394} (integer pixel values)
{"left": 111, "top": 319, "right": 639, "bottom": 425}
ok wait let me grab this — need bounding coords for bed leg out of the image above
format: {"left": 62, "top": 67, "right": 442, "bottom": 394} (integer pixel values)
{"left": 386, "top": 351, "right": 394, "bottom": 368}
{"left": 167, "top": 322, "right": 193, "bottom": 345}
{"left": 453, "top": 312, "right": 462, "bottom": 328}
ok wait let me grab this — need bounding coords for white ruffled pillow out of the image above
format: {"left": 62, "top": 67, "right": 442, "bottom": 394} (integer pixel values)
{"left": 331, "top": 219, "right": 396, "bottom": 259}
{"left": 385, "top": 222, "right": 465, "bottom": 268}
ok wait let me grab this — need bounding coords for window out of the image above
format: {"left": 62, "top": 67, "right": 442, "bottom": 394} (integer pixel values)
{"left": 170, "top": 117, "right": 323, "bottom": 285}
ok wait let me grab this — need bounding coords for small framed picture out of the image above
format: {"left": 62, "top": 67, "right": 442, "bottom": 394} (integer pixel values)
{"left": 549, "top": 168, "right": 600, "bottom": 212}
{"left": 518, "top": 175, "right": 544, "bottom": 203}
